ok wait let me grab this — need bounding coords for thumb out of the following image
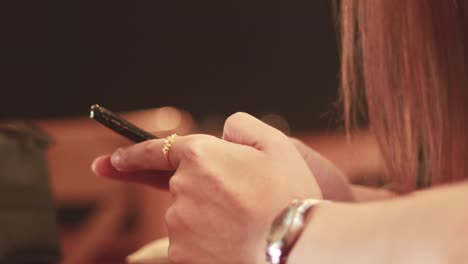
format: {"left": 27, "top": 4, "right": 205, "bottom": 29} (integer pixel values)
{"left": 222, "top": 112, "right": 289, "bottom": 152}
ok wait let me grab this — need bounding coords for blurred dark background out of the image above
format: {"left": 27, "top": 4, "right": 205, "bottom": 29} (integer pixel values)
{"left": 1, "top": 0, "right": 340, "bottom": 131}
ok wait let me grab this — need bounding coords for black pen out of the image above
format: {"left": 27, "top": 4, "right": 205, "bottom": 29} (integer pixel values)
{"left": 90, "top": 104, "right": 157, "bottom": 143}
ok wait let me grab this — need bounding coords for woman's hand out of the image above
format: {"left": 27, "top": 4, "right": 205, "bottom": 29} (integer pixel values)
{"left": 92, "top": 113, "right": 321, "bottom": 264}
{"left": 291, "top": 139, "right": 354, "bottom": 201}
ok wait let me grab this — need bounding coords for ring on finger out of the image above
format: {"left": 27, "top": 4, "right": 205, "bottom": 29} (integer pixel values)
{"left": 162, "top": 133, "right": 178, "bottom": 164}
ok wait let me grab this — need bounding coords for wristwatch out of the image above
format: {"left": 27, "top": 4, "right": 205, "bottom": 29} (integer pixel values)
{"left": 265, "top": 199, "right": 328, "bottom": 264}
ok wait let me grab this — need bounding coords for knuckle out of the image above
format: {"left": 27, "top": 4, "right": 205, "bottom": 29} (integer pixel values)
{"left": 183, "top": 135, "right": 216, "bottom": 162}
{"left": 184, "top": 140, "right": 205, "bottom": 161}
{"left": 165, "top": 208, "right": 189, "bottom": 264}
{"left": 168, "top": 176, "right": 182, "bottom": 194}
{"left": 224, "top": 112, "right": 250, "bottom": 130}
{"left": 164, "top": 207, "right": 177, "bottom": 228}
{"left": 164, "top": 205, "right": 187, "bottom": 231}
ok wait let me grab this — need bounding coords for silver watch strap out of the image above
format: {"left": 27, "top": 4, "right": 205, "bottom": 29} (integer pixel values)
{"left": 266, "top": 199, "right": 329, "bottom": 264}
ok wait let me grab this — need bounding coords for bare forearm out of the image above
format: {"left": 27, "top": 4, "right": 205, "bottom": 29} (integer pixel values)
{"left": 289, "top": 182, "right": 468, "bottom": 263}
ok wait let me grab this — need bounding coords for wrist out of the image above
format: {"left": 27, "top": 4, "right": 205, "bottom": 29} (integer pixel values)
{"left": 287, "top": 201, "right": 365, "bottom": 263}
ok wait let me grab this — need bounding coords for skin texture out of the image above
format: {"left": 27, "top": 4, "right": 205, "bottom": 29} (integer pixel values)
{"left": 288, "top": 182, "right": 468, "bottom": 264}
{"left": 93, "top": 112, "right": 468, "bottom": 263}
{"left": 93, "top": 112, "right": 325, "bottom": 263}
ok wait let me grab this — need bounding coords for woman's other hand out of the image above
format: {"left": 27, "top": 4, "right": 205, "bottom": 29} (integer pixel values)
{"left": 291, "top": 138, "right": 354, "bottom": 201}
{"left": 92, "top": 112, "right": 321, "bottom": 264}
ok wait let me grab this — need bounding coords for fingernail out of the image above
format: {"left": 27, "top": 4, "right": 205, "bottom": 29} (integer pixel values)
{"left": 91, "top": 155, "right": 106, "bottom": 176}
{"left": 91, "top": 159, "right": 98, "bottom": 174}
{"left": 126, "top": 237, "right": 170, "bottom": 264}
{"left": 111, "top": 149, "right": 123, "bottom": 170}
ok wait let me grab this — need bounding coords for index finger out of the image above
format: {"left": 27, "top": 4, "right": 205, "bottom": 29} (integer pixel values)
{"left": 109, "top": 134, "right": 189, "bottom": 172}
{"left": 92, "top": 155, "right": 173, "bottom": 189}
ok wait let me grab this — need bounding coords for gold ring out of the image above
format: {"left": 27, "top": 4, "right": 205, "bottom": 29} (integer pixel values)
{"left": 162, "top": 133, "right": 178, "bottom": 162}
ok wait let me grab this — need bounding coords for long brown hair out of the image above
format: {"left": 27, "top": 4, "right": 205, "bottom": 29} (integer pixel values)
{"left": 340, "top": 1, "right": 468, "bottom": 191}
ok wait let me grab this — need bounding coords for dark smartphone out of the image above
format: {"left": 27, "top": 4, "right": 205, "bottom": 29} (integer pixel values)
{"left": 90, "top": 104, "right": 157, "bottom": 143}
